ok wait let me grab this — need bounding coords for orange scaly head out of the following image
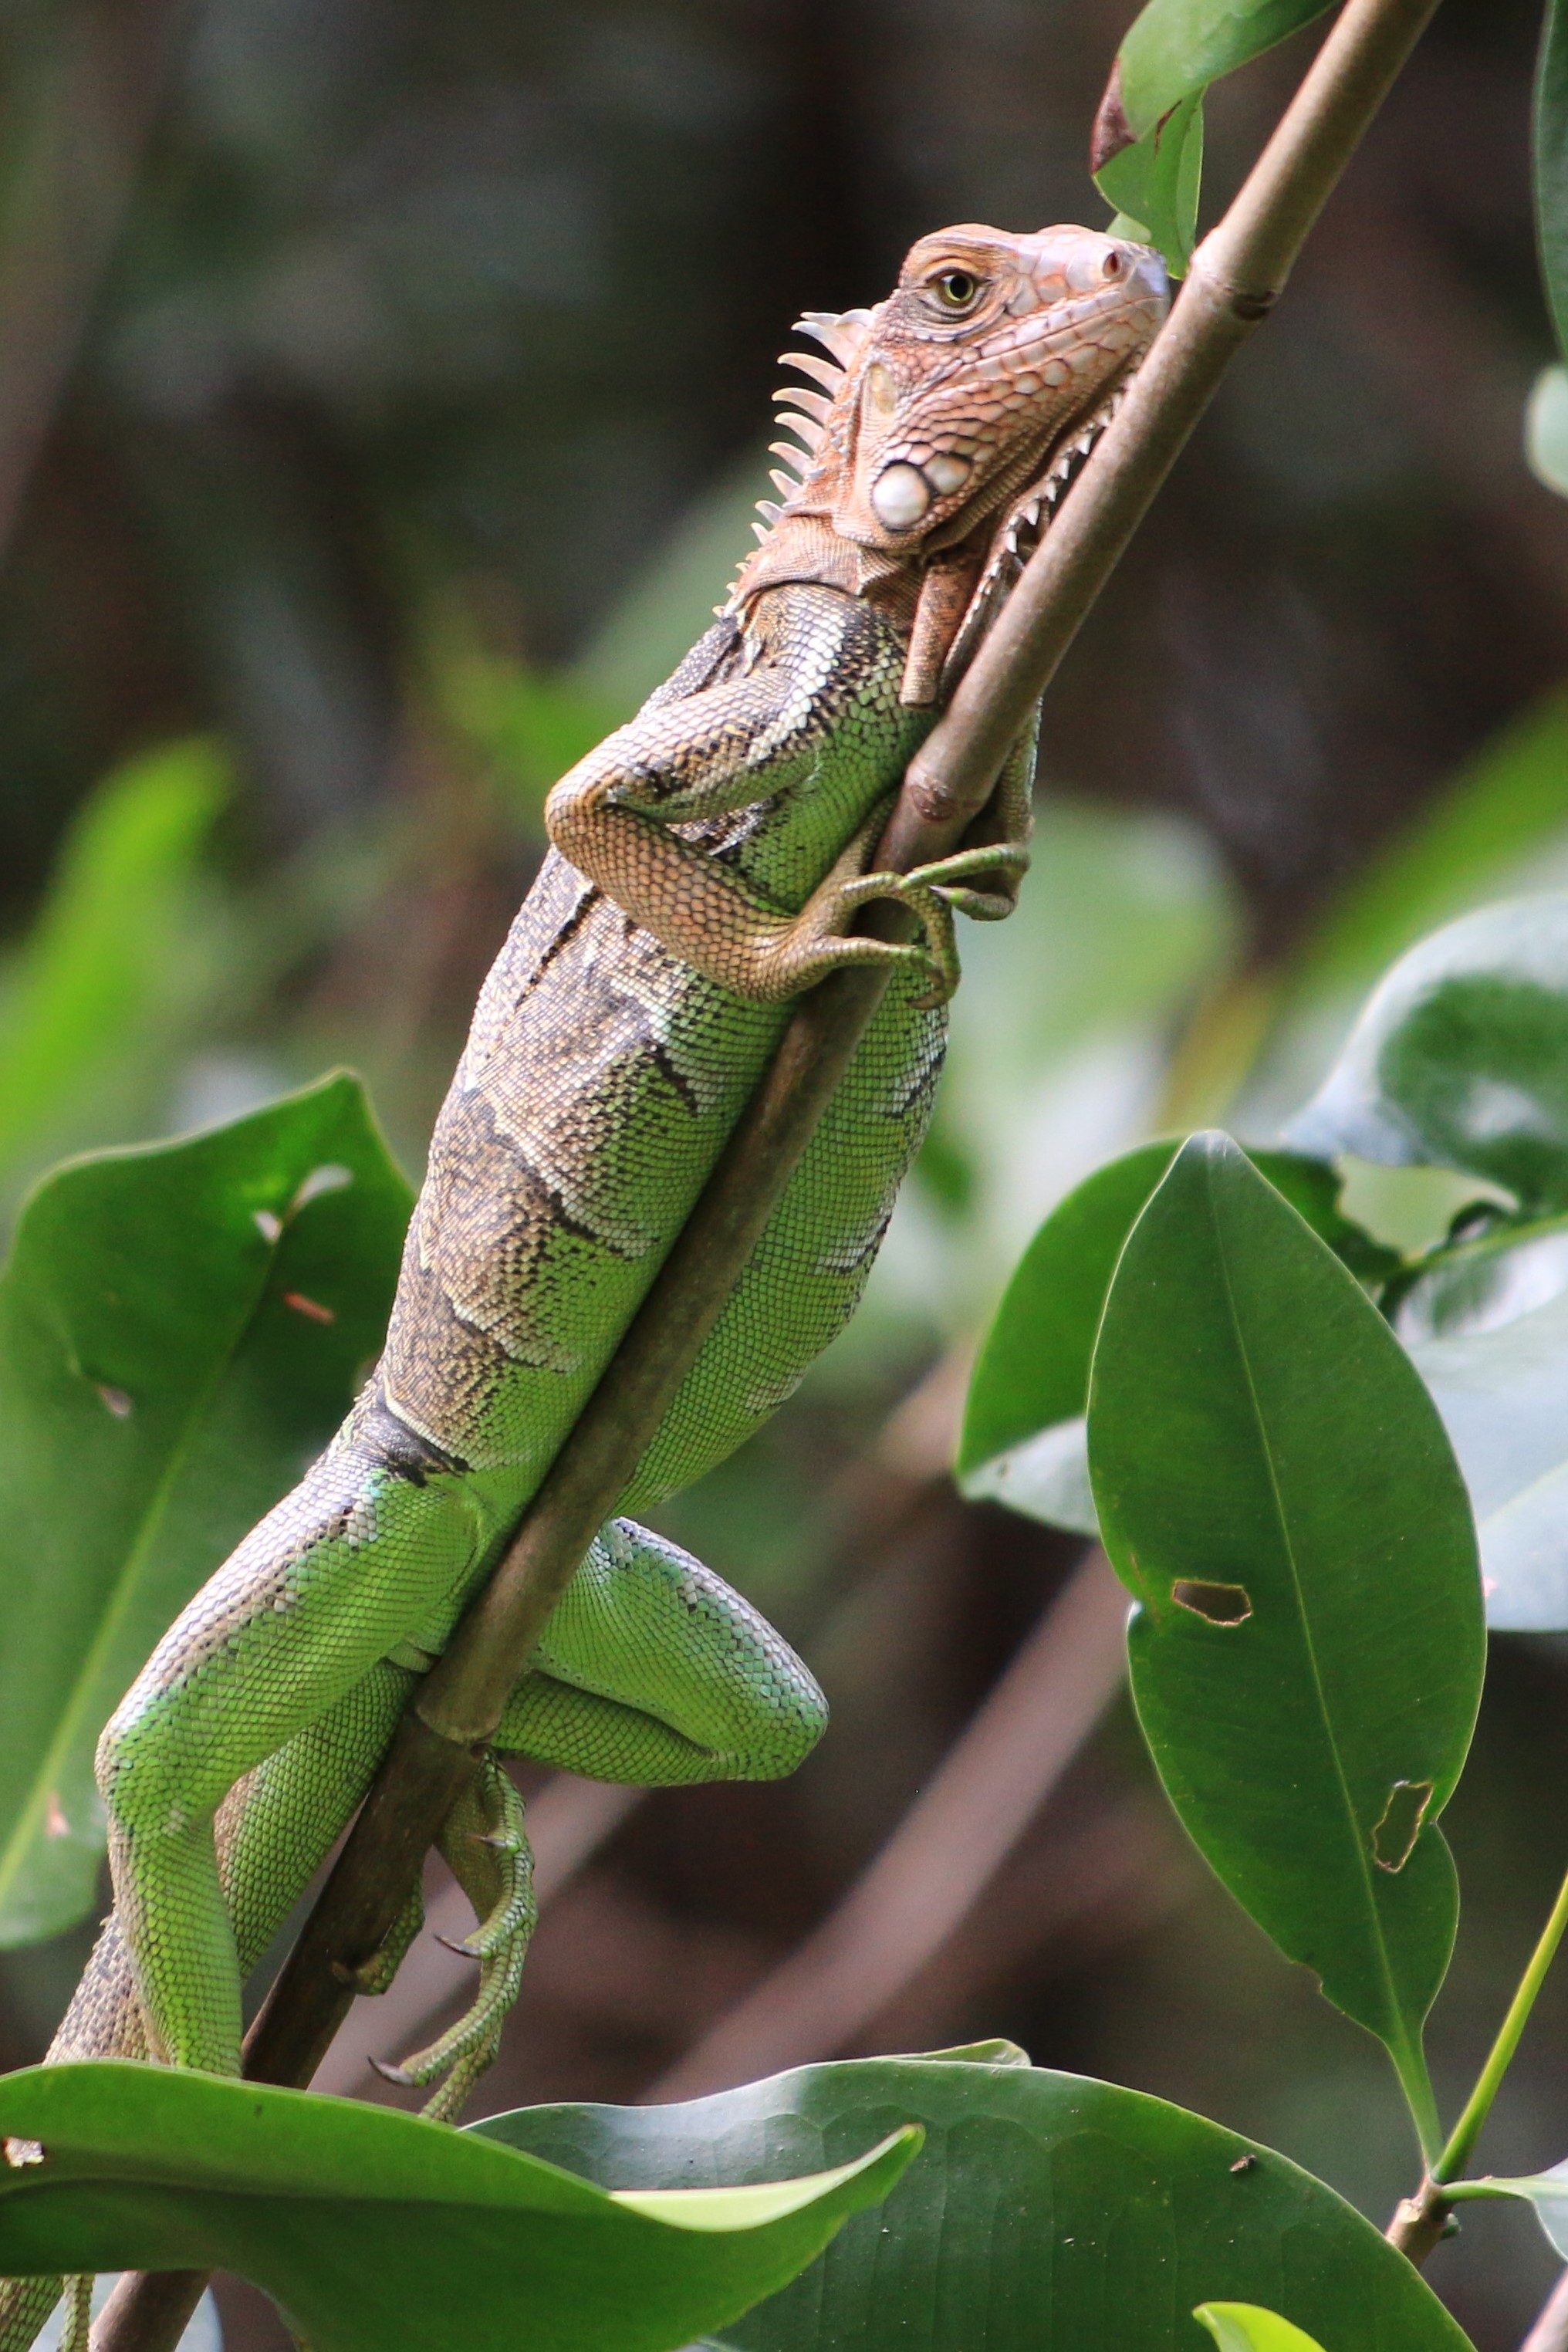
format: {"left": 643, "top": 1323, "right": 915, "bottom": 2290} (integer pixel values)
{"left": 729, "top": 223, "right": 1168, "bottom": 701}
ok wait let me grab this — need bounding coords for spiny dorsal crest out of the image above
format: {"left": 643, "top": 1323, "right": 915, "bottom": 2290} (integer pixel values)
{"left": 752, "top": 306, "right": 874, "bottom": 536}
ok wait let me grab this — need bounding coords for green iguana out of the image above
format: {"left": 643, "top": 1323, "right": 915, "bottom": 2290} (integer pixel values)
{"left": 0, "top": 221, "right": 1165, "bottom": 2350}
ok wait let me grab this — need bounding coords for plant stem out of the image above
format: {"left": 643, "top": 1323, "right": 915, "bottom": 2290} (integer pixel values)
{"left": 96, "top": 2, "right": 1446, "bottom": 2344}
{"left": 1440, "top": 1860, "right": 1568, "bottom": 2185}
{"left": 1394, "top": 2043, "right": 1445, "bottom": 2177}
{"left": 1387, "top": 1857, "right": 1568, "bottom": 2267}
{"left": 880, "top": 0, "right": 1447, "bottom": 870}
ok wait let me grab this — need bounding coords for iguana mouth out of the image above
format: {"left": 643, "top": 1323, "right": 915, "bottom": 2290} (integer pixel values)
{"left": 936, "top": 371, "right": 1137, "bottom": 695}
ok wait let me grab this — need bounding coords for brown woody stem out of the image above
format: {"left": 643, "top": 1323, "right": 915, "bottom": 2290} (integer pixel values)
{"left": 884, "top": 0, "right": 1444, "bottom": 870}
{"left": 95, "top": 2, "right": 1442, "bottom": 2343}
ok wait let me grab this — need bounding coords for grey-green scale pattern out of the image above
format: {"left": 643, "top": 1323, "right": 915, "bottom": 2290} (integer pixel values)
{"left": 31, "top": 580, "right": 953, "bottom": 2141}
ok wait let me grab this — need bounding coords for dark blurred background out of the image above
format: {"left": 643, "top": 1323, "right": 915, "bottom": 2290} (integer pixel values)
{"left": 2, "top": 0, "right": 1568, "bottom": 2344}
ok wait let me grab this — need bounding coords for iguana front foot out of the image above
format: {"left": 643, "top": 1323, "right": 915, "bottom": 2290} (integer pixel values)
{"left": 370, "top": 1756, "right": 536, "bottom": 2124}
{"left": 827, "top": 838, "right": 1033, "bottom": 1005}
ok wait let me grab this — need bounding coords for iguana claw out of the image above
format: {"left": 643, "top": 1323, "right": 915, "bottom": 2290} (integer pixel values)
{"left": 378, "top": 1756, "right": 536, "bottom": 2124}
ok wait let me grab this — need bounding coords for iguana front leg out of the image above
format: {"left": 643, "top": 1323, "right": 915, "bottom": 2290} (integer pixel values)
{"left": 545, "top": 590, "right": 1023, "bottom": 1009}
{"left": 548, "top": 597, "right": 1034, "bottom": 1009}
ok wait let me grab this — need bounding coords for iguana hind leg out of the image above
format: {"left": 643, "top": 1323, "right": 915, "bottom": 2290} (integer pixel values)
{"left": 95, "top": 1449, "right": 481, "bottom": 2077}
{"left": 0, "top": 1663, "right": 419, "bottom": 2352}
{"left": 498, "top": 1516, "right": 826, "bottom": 1786}
{"left": 367, "top": 1516, "right": 825, "bottom": 2117}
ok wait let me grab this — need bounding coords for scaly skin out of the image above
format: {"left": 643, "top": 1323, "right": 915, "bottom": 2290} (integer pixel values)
{"left": 0, "top": 222, "right": 1165, "bottom": 2352}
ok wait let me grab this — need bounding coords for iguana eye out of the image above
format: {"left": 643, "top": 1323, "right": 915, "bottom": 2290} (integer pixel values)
{"left": 931, "top": 268, "right": 982, "bottom": 311}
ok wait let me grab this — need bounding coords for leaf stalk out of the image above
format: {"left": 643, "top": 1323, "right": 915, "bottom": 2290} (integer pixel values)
{"left": 1387, "top": 1856, "right": 1568, "bottom": 2268}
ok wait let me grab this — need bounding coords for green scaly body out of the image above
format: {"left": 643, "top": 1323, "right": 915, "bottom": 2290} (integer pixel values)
{"left": 0, "top": 218, "right": 1167, "bottom": 2352}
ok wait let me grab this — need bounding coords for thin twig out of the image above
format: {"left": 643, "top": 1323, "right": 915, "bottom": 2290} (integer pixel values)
{"left": 96, "top": 2, "right": 1444, "bottom": 2341}
{"left": 881, "top": 0, "right": 1445, "bottom": 869}
{"left": 648, "top": 1549, "right": 1130, "bottom": 2100}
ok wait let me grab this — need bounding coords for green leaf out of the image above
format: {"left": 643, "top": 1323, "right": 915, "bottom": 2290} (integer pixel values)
{"left": 475, "top": 2052, "right": 1470, "bottom": 2351}
{"left": 1195, "top": 2307, "right": 1327, "bottom": 2352}
{"left": 1111, "top": 0, "right": 1335, "bottom": 141}
{"left": 0, "top": 2064, "right": 916, "bottom": 2352}
{"left": 1537, "top": 0, "right": 1568, "bottom": 365}
{"left": 1087, "top": 1134, "right": 1483, "bottom": 2145}
{"left": 1095, "top": 93, "right": 1205, "bottom": 277}
{"left": 1092, "top": 0, "right": 1335, "bottom": 270}
{"left": 1288, "top": 895, "right": 1568, "bottom": 1211}
{"left": 1459, "top": 2163, "right": 1568, "bottom": 2261}
{"left": 0, "top": 742, "right": 224, "bottom": 1196}
{"left": 0, "top": 1075, "right": 412, "bottom": 1945}
{"left": 958, "top": 1141, "right": 1395, "bottom": 1537}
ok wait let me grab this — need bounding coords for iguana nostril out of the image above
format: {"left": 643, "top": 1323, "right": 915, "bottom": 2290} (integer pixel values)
{"left": 924, "top": 453, "right": 972, "bottom": 495}
{"left": 871, "top": 462, "right": 933, "bottom": 529}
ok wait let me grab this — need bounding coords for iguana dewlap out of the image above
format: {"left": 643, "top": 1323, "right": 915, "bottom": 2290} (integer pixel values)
{"left": 1, "top": 218, "right": 1164, "bottom": 2352}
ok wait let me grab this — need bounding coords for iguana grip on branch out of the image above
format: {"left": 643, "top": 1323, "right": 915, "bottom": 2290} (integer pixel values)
{"left": 0, "top": 221, "right": 1165, "bottom": 2352}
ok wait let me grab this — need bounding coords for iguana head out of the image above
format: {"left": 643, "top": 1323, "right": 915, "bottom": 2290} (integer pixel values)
{"left": 728, "top": 223, "right": 1168, "bottom": 687}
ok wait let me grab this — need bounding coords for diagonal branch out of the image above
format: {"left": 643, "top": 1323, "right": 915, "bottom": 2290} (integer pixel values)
{"left": 94, "top": 2, "right": 1445, "bottom": 2344}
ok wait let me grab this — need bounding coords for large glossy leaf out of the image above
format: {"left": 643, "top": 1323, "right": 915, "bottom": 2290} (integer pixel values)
{"left": 1087, "top": 1135, "right": 1483, "bottom": 2141}
{"left": 476, "top": 2050, "right": 1470, "bottom": 2350}
{"left": 958, "top": 1141, "right": 1394, "bottom": 1538}
{"left": 0, "top": 1076, "right": 411, "bottom": 1945}
{"left": 0, "top": 2064, "right": 915, "bottom": 2352}
{"left": 1287, "top": 897, "right": 1568, "bottom": 1211}
{"left": 1537, "top": 0, "right": 1568, "bottom": 364}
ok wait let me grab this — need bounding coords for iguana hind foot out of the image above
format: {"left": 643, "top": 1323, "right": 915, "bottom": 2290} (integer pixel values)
{"left": 372, "top": 1757, "right": 536, "bottom": 2124}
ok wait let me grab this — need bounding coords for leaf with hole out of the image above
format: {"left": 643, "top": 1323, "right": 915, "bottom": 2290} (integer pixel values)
{"left": 958, "top": 1141, "right": 1394, "bottom": 1538}
{"left": 1287, "top": 896, "right": 1568, "bottom": 1211}
{"left": 1087, "top": 1134, "right": 1483, "bottom": 2144}
{"left": 0, "top": 2065, "right": 915, "bottom": 2352}
{"left": 0, "top": 1075, "right": 411, "bottom": 1945}
{"left": 476, "top": 2050, "right": 1470, "bottom": 2350}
